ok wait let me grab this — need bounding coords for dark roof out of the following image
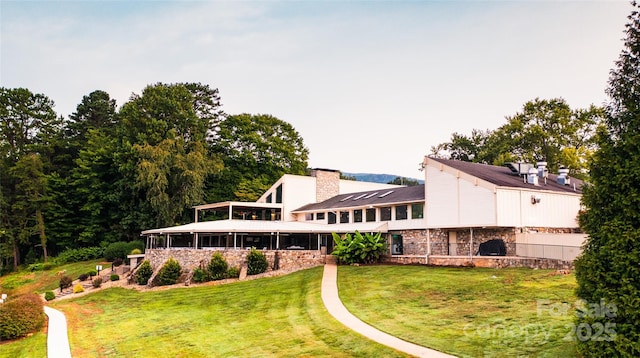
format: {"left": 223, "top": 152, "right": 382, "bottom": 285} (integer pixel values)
{"left": 293, "top": 185, "right": 425, "bottom": 212}
{"left": 429, "top": 157, "right": 583, "bottom": 194}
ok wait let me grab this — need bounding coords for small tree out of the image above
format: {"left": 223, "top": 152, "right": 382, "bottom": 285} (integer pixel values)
{"left": 136, "top": 260, "right": 153, "bottom": 285}
{"left": 208, "top": 252, "right": 228, "bottom": 280}
{"left": 332, "top": 231, "right": 386, "bottom": 265}
{"left": 247, "top": 247, "right": 267, "bottom": 275}
{"left": 59, "top": 276, "right": 73, "bottom": 291}
{"left": 156, "top": 257, "right": 182, "bottom": 286}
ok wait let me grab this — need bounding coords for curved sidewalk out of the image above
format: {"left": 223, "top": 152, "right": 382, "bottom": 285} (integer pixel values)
{"left": 321, "top": 261, "right": 455, "bottom": 358}
{"left": 44, "top": 306, "right": 72, "bottom": 358}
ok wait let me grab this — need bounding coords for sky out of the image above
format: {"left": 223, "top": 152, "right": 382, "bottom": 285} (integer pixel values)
{"left": 0, "top": 0, "right": 633, "bottom": 180}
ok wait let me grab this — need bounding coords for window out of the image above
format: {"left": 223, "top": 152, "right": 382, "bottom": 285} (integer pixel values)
{"left": 395, "top": 205, "right": 407, "bottom": 220}
{"left": 305, "top": 213, "right": 313, "bottom": 221}
{"left": 328, "top": 212, "right": 336, "bottom": 224}
{"left": 316, "top": 212, "right": 325, "bottom": 220}
{"left": 380, "top": 206, "right": 392, "bottom": 221}
{"left": 411, "top": 203, "right": 424, "bottom": 219}
{"left": 266, "top": 193, "right": 272, "bottom": 203}
{"left": 275, "top": 184, "right": 283, "bottom": 203}
{"left": 354, "top": 209, "right": 363, "bottom": 222}
{"left": 366, "top": 208, "right": 376, "bottom": 222}
{"left": 340, "top": 211, "right": 349, "bottom": 223}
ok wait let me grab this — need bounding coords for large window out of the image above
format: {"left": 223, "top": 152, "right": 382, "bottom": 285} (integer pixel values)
{"left": 328, "top": 212, "right": 336, "bottom": 224}
{"left": 275, "top": 184, "right": 283, "bottom": 203}
{"left": 411, "top": 203, "right": 424, "bottom": 219}
{"left": 353, "top": 209, "right": 363, "bottom": 223}
{"left": 316, "top": 212, "right": 325, "bottom": 220}
{"left": 305, "top": 213, "right": 313, "bottom": 221}
{"left": 366, "top": 208, "right": 376, "bottom": 222}
{"left": 266, "top": 193, "right": 272, "bottom": 203}
{"left": 395, "top": 205, "right": 407, "bottom": 220}
{"left": 380, "top": 206, "right": 392, "bottom": 221}
{"left": 340, "top": 211, "right": 349, "bottom": 223}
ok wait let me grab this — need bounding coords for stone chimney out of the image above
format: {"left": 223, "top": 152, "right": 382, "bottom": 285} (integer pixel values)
{"left": 311, "top": 168, "right": 340, "bottom": 203}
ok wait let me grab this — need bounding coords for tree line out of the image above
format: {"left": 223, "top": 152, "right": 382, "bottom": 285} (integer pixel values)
{"left": 0, "top": 83, "right": 309, "bottom": 271}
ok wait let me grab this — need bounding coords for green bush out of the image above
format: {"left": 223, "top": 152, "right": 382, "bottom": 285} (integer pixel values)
{"left": 92, "top": 277, "right": 103, "bottom": 288}
{"left": 59, "top": 275, "right": 73, "bottom": 291}
{"left": 156, "top": 258, "right": 182, "bottom": 286}
{"left": 227, "top": 266, "right": 240, "bottom": 278}
{"left": 247, "top": 248, "right": 268, "bottom": 275}
{"left": 78, "top": 273, "right": 89, "bottom": 281}
{"left": 28, "top": 262, "right": 53, "bottom": 271}
{"left": 192, "top": 268, "right": 209, "bottom": 283}
{"left": 136, "top": 260, "right": 153, "bottom": 285}
{"left": 53, "top": 246, "right": 104, "bottom": 265}
{"left": 130, "top": 248, "right": 142, "bottom": 255}
{"left": 110, "top": 274, "right": 119, "bottom": 281}
{"left": 44, "top": 291, "right": 55, "bottom": 301}
{"left": 0, "top": 293, "right": 45, "bottom": 340}
{"left": 73, "top": 284, "right": 84, "bottom": 293}
{"left": 87, "top": 269, "right": 97, "bottom": 277}
{"left": 104, "top": 241, "right": 145, "bottom": 261}
{"left": 331, "top": 231, "right": 386, "bottom": 265}
{"left": 208, "top": 252, "right": 229, "bottom": 280}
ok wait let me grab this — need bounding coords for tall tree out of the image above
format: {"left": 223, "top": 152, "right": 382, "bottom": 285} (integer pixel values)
{"left": 208, "top": 113, "right": 309, "bottom": 202}
{"left": 575, "top": 2, "right": 640, "bottom": 356}
{"left": 0, "top": 88, "right": 60, "bottom": 269}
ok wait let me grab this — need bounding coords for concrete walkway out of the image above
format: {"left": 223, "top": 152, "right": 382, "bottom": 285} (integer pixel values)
{"left": 321, "top": 260, "right": 456, "bottom": 358}
{"left": 44, "top": 306, "right": 72, "bottom": 358}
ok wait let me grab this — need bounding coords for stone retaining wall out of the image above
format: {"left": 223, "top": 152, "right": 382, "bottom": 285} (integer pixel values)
{"left": 145, "top": 248, "right": 326, "bottom": 274}
{"left": 382, "top": 255, "right": 574, "bottom": 270}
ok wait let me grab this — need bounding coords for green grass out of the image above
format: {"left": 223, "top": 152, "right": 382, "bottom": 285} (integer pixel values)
{"left": 0, "top": 332, "right": 47, "bottom": 358}
{"left": 338, "top": 265, "right": 579, "bottom": 358}
{"left": 51, "top": 267, "right": 407, "bottom": 358}
{"left": 0, "top": 259, "right": 107, "bottom": 295}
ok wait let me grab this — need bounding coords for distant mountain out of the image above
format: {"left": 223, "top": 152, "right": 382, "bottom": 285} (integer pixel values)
{"left": 341, "top": 172, "right": 424, "bottom": 185}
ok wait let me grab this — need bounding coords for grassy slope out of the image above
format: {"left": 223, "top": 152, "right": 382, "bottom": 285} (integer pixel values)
{"left": 52, "top": 267, "right": 407, "bottom": 358}
{"left": 338, "top": 265, "right": 578, "bottom": 358}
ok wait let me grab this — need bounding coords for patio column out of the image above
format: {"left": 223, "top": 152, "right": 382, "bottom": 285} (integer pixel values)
{"left": 194, "top": 233, "right": 198, "bottom": 249}
{"left": 469, "top": 228, "right": 474, "bottom": 258}
{"left": 276, "top": 232, "right": 280, "bottom": 249}
{"left": 317, "top": 233, "right": 321, "bottom": 251}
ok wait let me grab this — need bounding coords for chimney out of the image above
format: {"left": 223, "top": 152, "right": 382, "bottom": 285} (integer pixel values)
{"left": 527, "top": 167, "right": 539, "bottom": 186}
{"left": 311, "top": 169, "right": 340, "bottom": 202}
{"left": 537, "top": 161, "right": 548, "bottom": 179}
{"left": 557, "top": 167, "right": 571, "bottom": 186}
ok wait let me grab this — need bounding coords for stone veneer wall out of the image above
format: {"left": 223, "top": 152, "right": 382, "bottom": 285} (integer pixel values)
{"left": 146, "top": 249, "right": 326, "bottom": 275}
{"left": 452, "top": 228, "right": 517, "bottom": 256}
{"left": 312, "top": 169, "right": 340, "bottom": 203}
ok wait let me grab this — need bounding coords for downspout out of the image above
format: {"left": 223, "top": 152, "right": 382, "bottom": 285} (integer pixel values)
{"left": 469, "top": 227, "right": 474, "bottom": 261}
{"left": 426, "top": 228, "right": 431, "bottom": 265}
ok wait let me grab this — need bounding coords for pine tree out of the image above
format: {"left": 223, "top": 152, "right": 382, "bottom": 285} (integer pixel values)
{"left": 574, "top": 2, "right": 640, "bottom": 356}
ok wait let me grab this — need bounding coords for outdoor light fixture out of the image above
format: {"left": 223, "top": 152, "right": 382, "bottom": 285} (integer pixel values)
{"left": 531, "top": 195, "right": 542, "bottom": 204}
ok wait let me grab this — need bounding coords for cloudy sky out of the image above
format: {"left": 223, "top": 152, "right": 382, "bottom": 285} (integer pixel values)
{"left": 0, "top": 0, "right": 632, "bottom": 179}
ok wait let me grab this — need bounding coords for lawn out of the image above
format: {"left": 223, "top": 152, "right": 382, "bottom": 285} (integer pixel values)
{"left": 0, "top": 259, "right": 107, "bottom": 296}
{"left": 51, "top": 266, "right": 407, "bottom": 358}
{"left": 338, "top": 265, "right": 578, "bottom": 358}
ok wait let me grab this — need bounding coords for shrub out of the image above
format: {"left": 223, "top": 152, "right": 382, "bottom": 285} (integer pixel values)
{"left": 227, "top": 266, "right": 240, "bottom": 278}
{"left": 113, "top": 257, "right": 123, "bottom": 267}
{"left": 28, "top": 262, "right": 53, "bottom": 271}
{"left": 73, "top": 284, "right": 85, "bottom": 293}
{"left": 110, "top": 274, "right": 119, "bottom": 281}
{"left": 0, "top": 293, "right": 45, "bottom": 340}
{"left": 156, "top": 258, "right": 182, "bottom": 286}
{"left": 53, "top": 246, "right": 104, "bottom": 265}
{"left": 130, "top": 248, "right": 142, "bottom": 255}
{"left": 78, "top": 273, "right": 89, "bottom": 281}
{"left": 247, "top": 248, "right": 268, "bottom": 275}
{"left": 208, "top": 252, "right": 229, "bottom": 280}
{"left": 103, "top": 241, "right": 129, "bottom": 262}
{"left": 192, "top": 268, "right": 209, "bottom": 283}
{"left": 59, "top": 276, "right": 73, "bottom": 291}
{"left": 44, "top": 291, "right": 55, "bottom": 301}
{"left": 136, "top": 260, "right": 153, "bottom": 285}
{"left": 87, "top": 269, "right": 97, "bottom": 277}
{"left": 92, "top": 277, "right": 103, "bottom": 288}
{"left": 331, "top": 231, "right": 386, "bottom": 265}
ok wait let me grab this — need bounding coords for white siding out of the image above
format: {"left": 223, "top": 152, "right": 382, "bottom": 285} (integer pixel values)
{"left": 458, "top": 179, "right": 496, "bottom": 226}
{"left": 497, "top": 188, "right": 581, "bottom": 228}
{"left": 425, "top": 166, "right": 459, "bottom": 227}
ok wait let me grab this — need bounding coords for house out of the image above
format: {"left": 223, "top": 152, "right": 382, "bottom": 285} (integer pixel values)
{"left": 140, "top": 156, "right": 585, "bottom": 270}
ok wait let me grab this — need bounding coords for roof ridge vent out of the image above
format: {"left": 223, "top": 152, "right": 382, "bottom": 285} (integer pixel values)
{"left": 557, "top": 167, "right": 571, "bottom": 186}
{"left": 527, "top": 167, "right": 539, "bottom": 186}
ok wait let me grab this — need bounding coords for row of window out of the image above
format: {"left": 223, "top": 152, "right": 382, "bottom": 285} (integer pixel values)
{"left": 305, "top": 203, "right": 424, "bottom": 224}
{"left": 265, "top": 184, "right": 283, "bottom": 204}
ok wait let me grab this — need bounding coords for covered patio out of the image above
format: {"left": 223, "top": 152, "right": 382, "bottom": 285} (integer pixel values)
{"left": 141, "top": 220, "right": 389, "bottom": 252}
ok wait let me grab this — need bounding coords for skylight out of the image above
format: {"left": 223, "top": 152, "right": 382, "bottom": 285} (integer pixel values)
{"left": 364, "top": 192, "right": 379, "bottom": 199}
{"left": 352, "top": 193, "right": 368, "bottom": 200}
{"left": 379, "top": 190, "right": 394, "bottom": 198}
{"left": 340, "top": 195, "right": 354, "bottom": 202}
